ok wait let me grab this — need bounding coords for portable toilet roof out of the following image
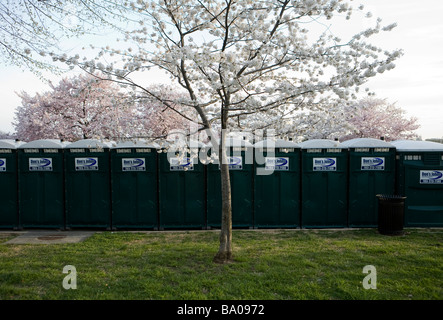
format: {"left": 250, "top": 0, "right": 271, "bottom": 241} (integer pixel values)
{"left": 298, "top": 139, "right": 344, "bottom": 149}
{"left": 0, "top": 139, "right": 18, "bottom": 149}
{"left": 65, "top": 139, "right": 112, "bottom": 149}
{"left": 18, "top": 139, "right": 66, "bottom": 149}
{"left": 61, "top": 140, "right": 72, "bottom": 148}
{"left": 14, "top": 140, "right": 27, "bottom": 148}
{"left": 340, "top": 138, "right": 395, "bottom": 148}
{"left": 391, "top": 140, "right": 443, "bottom": 152}
{"left": 112, "top": 139, "right": 160, "bottom": 149}
{"left": 254, "top": 139, "right": 300, "bottom": 148}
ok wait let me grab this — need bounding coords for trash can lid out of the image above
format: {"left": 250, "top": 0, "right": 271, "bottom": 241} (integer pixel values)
{"left": 391, "top": 140, "right": 443, "bottom": 152}
{"left": 65, "top": 139, "right": 112, "bottom": 149}
{"left": 299, "top": 139, "right": 344, "bottom": 149}
{"left": 376, "top": 194, "right": 407, "bottom": 200}
{"left": 340, "top": 138, "right": 395, "bottom": 148}
{"left": 112, "top": 139, "right": 160, "bottom": 149}
{"left": 254, "top": 139, "right": 300, "bottom": 148}
{"left": 18, "top": 139, "right": 66, "bottom": 149}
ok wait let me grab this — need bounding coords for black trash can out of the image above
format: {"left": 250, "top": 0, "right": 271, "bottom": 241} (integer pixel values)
{"left": 376, "top": 194, "right": 406, "bottom": 235}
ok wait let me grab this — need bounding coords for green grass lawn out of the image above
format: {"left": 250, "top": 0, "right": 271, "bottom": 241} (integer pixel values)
{"left": 0, "top": 228, "right": 442, "bottom": 300}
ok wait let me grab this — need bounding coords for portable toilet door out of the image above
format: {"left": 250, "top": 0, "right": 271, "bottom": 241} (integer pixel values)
{"left": 391, "top": 140, "right": 443, "bottom": 227}
{"left": 300, "top": 139, "right": 348, "bottom": 228}
{"left": 110, "top": 140, "right": 160, "bottom": 230}
{"left": 64, "top": 139, "right": 112, "bottom": 229}
{"left": 158, "top": 140, "right": 206, "bottom": 229}
{"left": 0, "top": 140, "right": 19, "bottom": 229}
{"left": 206, "top": 137, "right": 254, "bottom": 229}
{"left": 341, "top": 138, "right": 396, "bottom": 227}
{"left": 17, "top": 139, "right": 65, "bottom": 229}
{"left": 253, "top": 139, "right": 301, "bottom": 228}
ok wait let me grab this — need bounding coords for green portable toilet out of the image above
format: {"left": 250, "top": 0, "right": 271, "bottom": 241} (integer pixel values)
{"left": 0, "top": 140, "right": 20, "bottom": 229}
{"left": 341, "top": 138, "right": 396, "bottom": 227}
{"left": 17, "top": 139, "right": 65, "bottom": 229}
{"left": 300, "top": 139, "right": 348, "bottom": 228}
{"left": 64, "top": 139, "right": 112, "bottom": 229}
{"left": 253, "top": 139, "right": 301, "bottom": 228}
{"left": 110, "top": 140, "right": 160, "bottom": 230}
{"left": 391, "top": 140, "right": 443, "bottom": 227}
{"left": 206, "top": 137, "right": 254, "bottom": 229}
{"left": 158, "top": 139, "right": 206, "bottom": 229}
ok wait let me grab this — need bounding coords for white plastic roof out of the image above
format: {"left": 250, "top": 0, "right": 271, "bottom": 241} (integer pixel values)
{"left": 0, "top": 139, "right": 19, "bottom": 149}
{"left": 112, "top": 139, "right": 160, "bottom": 149}
{"left": 298, "top": 139, "right": 343, "bottom": 149}
{"left": 340, "top": 138, "right": 394, "bottom": 148}
{"left": 254, "top": 139, "right": 300, "bottom": 148}
{"left": 65, "top": 139, "right": 112, "bottom": 149}
{"left": 15, "top": 140, "right": 27, "bottom": 147}
{"left": 391, "top": 140, "right": 443, "bottom": 152}
{"left": 18, "top": 139, "right": 66, "bottom": 149}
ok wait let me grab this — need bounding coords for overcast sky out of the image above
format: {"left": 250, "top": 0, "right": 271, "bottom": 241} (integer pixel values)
{"left": 0, "top": 0, "right": 442, "bottom": 140}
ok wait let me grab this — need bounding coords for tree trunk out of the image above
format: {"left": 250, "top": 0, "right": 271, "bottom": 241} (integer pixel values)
{"left": 213, "top": 122, "right": 233, "bottom": 263}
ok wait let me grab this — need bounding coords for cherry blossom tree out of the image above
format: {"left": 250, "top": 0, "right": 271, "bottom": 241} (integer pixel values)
{"left": 46, "top": 0, "right": 402, "bottom": 263}
{"left": 13, "top": 75, "right": 192, "bottom": 141}
{"left": 250, "top": 102, "right": 354, "bottom": 142}
{"left": 340, "top": 98, "right": 420, "bottom": 141}
{"left": 279, "top": 97, "right": 420, "bottom": 142}
{"left": 292, "top": 111, "right": 353, "bottom": 141}
{"left": 13, "top": 73, "right": 137, "bottom": 141}
{"left": 135, "top": 84, "right": 198, "bottom": 139}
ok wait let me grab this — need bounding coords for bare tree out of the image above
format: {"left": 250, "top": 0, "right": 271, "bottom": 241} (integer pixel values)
{"left": 0, "top": 0, "right": 126, "bottom": 76}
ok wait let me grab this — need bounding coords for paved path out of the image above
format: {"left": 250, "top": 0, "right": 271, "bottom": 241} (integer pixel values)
{"left": 1, "top": 230, "right": 95, "bottom": 244}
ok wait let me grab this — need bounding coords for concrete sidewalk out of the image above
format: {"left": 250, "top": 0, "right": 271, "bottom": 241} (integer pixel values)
{"left": 1, "top": 230, "right": 95, "bottom": 244}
